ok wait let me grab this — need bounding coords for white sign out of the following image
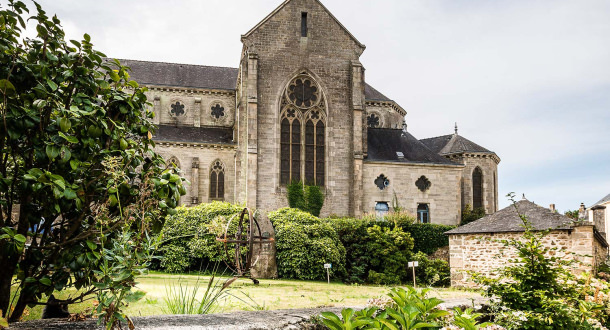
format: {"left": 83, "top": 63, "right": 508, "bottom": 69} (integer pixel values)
{"left": 324, "top": 263, "right": 332, "bottom": 269}
{"left": 407, "top": 261, "right": 419, "bottom": 267}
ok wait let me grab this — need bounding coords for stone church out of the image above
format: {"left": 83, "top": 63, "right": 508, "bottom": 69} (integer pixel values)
{"left": 122, "top": 0, "right": 500, "bottom": 224}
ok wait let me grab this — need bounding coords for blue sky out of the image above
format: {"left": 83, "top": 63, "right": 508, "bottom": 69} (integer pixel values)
{"left": 27, "top": 0, "right": 610, "bottom": 212}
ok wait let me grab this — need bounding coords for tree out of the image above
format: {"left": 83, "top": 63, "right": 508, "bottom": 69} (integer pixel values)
{"left": 460, "top": 204, "right": 485, "bottom": 225}
{"left": 0, "top": 1, "right": 185, "bottom": 323}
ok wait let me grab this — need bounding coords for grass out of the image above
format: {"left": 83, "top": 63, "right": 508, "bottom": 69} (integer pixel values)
{"left": 15, "top": 272, "right": 481, "bottom": 321}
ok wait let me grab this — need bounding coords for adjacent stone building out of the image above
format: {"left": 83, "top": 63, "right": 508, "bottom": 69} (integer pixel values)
{"left": 121, "top": 0, "right": 500, "bottom": 223}
{"left": 585, "top": 193, "right": 610, "bottom": 242}
{"left": 446, "top": 199, "right": 609, "bottom": 287}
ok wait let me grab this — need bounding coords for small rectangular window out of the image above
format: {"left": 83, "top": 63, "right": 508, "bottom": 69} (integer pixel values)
{"left": 301, "top": 12, "right": 308, "bottom": 37}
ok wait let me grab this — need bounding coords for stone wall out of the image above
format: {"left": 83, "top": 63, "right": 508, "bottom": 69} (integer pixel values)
{"left": 365, "top": 102, "right": 405, "bottom": 129}
{"left": 446, "top": 153, "right": 498, "bottom": 214}
{"left": 448, "top": 224, "right": 608, "bottom": 287}
{"left": 155, "top": 143, "right": 236, "bottom": 205}
{"left": 362, "top": 161, "right": 463, "bottom": 225}
{"left": 146, "top": 88, "right": 235, "bottom": 128}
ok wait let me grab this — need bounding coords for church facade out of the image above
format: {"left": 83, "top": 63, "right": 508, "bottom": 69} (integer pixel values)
{"left": 123, "top": 0, "right": 500, "bottom": 225}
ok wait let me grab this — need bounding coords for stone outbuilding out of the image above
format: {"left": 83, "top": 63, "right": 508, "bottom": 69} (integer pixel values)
{"left": 446, "top": 199, "right": 609, "bottom": 287}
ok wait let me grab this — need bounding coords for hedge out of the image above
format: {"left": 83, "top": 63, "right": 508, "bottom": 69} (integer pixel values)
{"left": 156, "top": 201, "right": 244, "bottom": 272}
{"left": 269, "top": 208, "right": 346, "bottom": 281}
{"left": 400, "top": 223, "right": 456, "bottom": 255}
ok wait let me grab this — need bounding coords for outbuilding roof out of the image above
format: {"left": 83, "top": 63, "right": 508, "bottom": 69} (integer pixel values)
{"left": 445, "top": 200, "right": 575, "bottom": 235}
{"left": 592, "top": 193, "right": 610, "bottom": 207}
{"left": 367, "top": 128, "right": 459, "bottom": 166}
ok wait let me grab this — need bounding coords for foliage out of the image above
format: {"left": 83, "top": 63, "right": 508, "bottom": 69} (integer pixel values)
{"left": 411, "top": 251, "right": 450, "bottom": 287}
{"left": 382, "top": 210, "right": 416, "bottom": 227}
{"left": 400, "top": 223, "right": 455, "bottom": 255}
{"left": 320, "top": 287, "right": 495, "bottom": 330}
{"left": 564, "top": 209, "right": 579, "bottom": 220}
{"left": 269, "top": 208, "right": 346, "bottom": 280}
{"left": 472, "top": 193, "right": 609, "bottom": 329}
{"left": 285, "top": 181, "right": 325, "bottom": 217}
{"left": 304, "top": 185, "right": 324, "bottom": 217}
{"left": 164, "top": 265, "right": 236, "bottom": 315}
{"left": 156, "top": 202, "right": 243, "bottom": 273}
{"left": 286, "top": 181, "right": 306, "bottom": 210}
{"left": 461, "top": 204, "right": 486, "bottom": 225}
{"left": 0, "top": 1, "right": 186, "bottom": 322}
{"left": 366, "top": 225, "right": 413, "bottom": 285}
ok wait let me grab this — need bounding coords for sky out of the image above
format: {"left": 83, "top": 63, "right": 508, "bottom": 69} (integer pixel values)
{"left": 14, "top": 0, "right": 610, "bottom": 211}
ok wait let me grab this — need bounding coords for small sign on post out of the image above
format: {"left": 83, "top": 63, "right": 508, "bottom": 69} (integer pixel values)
{"left": 407, "top": 261, "right": 419, "bottom": 287}
{"left": 324, "top": 263, "right": 332, "bottom": 284}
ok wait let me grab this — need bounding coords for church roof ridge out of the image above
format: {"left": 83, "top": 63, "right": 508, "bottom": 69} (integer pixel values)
{"left": 114, "top": 58, "right": 238, "bottom": 71}
{"left": 241, "top": 0, "right": 365, "bottom": 50}
{"left": 420, "top": 133, "right": 495, "bottom": 156}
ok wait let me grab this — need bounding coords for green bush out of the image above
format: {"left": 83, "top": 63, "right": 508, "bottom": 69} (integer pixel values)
{"left": 400, "top": 223, "right": 455, "bottom": 255}
{"left": 304, "top": 185, "right": 324, "bottom": 217}
{"left": 157, "top": 202, "right": 243, "bottom": 273}
{"left": 287, "top": 181, "right": 306, "bottom": 210}
{"left": 461, "top": 204, "right": 486, "bottom": 225}
{"left": 269, "top": 208, "right": 346, "bottom": 280}
{"left": 327, "top": 217, "right": 414, "bottom": 285}
{"left": 411, "top": 251, "right": 450, "bottom": 287}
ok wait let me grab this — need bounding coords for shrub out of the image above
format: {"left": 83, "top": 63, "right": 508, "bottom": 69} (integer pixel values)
{"left": 400, "top": 223, "right": 455, "bottom": 255}
{"left": 304, "top": 185, "right": 324, "bottom": 217}
{"left": 461, "top": 204, "right": 486, "bottom": 225}
{"left": 287, "top": 181, "right": 306, "bottom": 210}
{"left": 269, "top": 208, "right": 346, "bottom": 280}
{"left": 157, "top": 202, "right": 243, "bottom": 273}
{"left": 411, "top": 251, "right": 450, "bottom": 287}
{"left": 366, "top": 225, "right": 414, "bottom": 285}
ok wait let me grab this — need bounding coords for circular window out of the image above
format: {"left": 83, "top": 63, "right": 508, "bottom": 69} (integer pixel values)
{"left": 211, "top": 103, "right": 225, "bottom": 119}
{"left": 170, "top": 101, "right": 186, "bottom": 117}
{"left": 287, "top": 76, "right": 320, "bottom": 108}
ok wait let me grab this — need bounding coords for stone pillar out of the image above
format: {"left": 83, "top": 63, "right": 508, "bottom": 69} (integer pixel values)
{"left": 194, "top": 97, "right": 201, "bottom": 127}
{"left": 246, "top": 53, "right": 258, "bottom": 208}
{"left": 593, "top": 205, "right": 607, "bottom": 235}
{"left": 351, "top": 60, "right": 364, "bottom": 217}
{"left": 191, "top": 158, "right": 200, "bottom": 205}
{"left": 153, "top": 96, "right": 161, "bottom": 125}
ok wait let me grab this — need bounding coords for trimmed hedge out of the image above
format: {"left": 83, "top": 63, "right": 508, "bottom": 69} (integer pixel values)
{"left": 269, "top": 208, "right": 346, "bottom": 281}
{"left": 400, "top": 223, "right": 456, "bottom": 255}
{"left": 156, "top": 201, "right": 244, "bottom": 272}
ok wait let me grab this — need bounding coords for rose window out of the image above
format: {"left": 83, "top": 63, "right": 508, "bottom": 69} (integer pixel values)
{"left": 367, "top": 114, "right": 380, "bottom": 128}
{"left": 288, "top": 77, "right": 319, "bottom": 108}
{"left": 211, "top": 104, "right": 225, "bottom": 119}
{"left": 170, "top": 101, "right": 185, "bottom": 117}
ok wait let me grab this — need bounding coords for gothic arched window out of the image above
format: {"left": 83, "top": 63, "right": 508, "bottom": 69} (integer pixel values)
{"left": 280, "top": 74, "right": 326, "bottom": 186}
{"left": 167, "top": 156, "right": 180, "bottom": 169}
{"left": 210, "top": 160, "right": 225, "bottom": 201}
{"left": 473, "top": 167, "right": 483, "bottom": 209}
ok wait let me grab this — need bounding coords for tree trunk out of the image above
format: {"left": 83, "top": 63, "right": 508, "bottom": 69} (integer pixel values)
{"left": 0, "top": 256, "right": 19, "bottom": 321}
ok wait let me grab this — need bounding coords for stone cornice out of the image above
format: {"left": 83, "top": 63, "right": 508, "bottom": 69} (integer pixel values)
{"left": 365, "top": 100, "right": 406, "bottom": 116}
{"left": 444, "top": 152, "right": 501, "bottom": 165}
{"left": 146, "top": 85, "right": 236, "bottom": 97}
{"left": 155, "top": 141, "right": 237, "bottom": 150}
{"left": 364, "top": 160, "right": 463, "bottom": 169}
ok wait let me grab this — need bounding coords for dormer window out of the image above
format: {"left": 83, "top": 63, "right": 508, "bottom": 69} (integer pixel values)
{"left": 301, "top": 12, "right": 308, "bottom": 37}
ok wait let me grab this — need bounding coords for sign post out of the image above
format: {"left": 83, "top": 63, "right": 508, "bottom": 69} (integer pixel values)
{"left": 407, "top": 261, "right": 419, "bottom": 287}
{"left": 324, "top": 263, "right": 332, "bottom": 284}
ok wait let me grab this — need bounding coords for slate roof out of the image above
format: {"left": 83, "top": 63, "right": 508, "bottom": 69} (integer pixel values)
{"left": 118, "top": 59, "right": 239, "bottom": 90}
{"left": 420, "top": 134, "right": 493, "bottom": 155}
{"left": 445, "top": 200, "right": 575, "bottom": 235}
{"left": 117, "top": 59, "right": 393, "bottom": 102}
{"left": 366, "top": 128, "right": 459, "bottom": 165}
{"left": 153, "top": 125, "right": 235, "bottom": 145}
{"left": 593, "top": 193, "right": 610, "bottom": 207}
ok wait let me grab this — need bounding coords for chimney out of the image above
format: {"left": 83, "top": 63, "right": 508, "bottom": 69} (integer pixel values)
{"left": 549, "top": 204, "right": 556, "bottom": 213}
{"left": 578, "top": 203, "right": 586, "bottom": 220}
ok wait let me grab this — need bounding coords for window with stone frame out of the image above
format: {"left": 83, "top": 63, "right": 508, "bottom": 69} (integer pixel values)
{"left": 417, "top": 203, "right": 430, "bottom": 223}
{"left": 473, "top": 167, "right": 484, "bottom": 209}
{"left": 280, "top": 74, "right": 326, "bottom": 186}
{"left": 210, "top": 160, "right": 225, "bottom": 201}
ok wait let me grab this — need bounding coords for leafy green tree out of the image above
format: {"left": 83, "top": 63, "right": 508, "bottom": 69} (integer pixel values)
{"left": 564, "top": 209, "right": 579, "bottom": 220}
{"left": 0, "top": 1, "right": 185, "bottom": 323}
{"left": 304, "top": 185, "right": 324, "bottom": 217}
{"left": 461, "top": 204, "right": 486, "bottom": 225}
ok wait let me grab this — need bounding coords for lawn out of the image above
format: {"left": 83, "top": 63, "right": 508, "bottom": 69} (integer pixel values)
{"left": 18, "top": 272, "right": 480, "bottom": 321}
